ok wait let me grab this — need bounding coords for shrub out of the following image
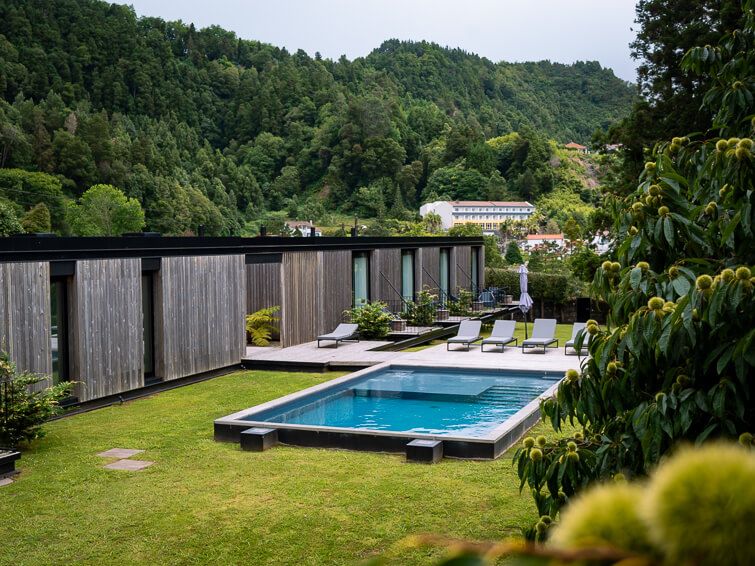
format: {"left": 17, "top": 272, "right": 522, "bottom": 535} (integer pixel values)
{"left": 0, "top": 353, "right": 74, "bottom": 448}
{"left": 245, "top": 306, "right": 280, "bottom": 346}
{"left": 448, "top": 288, "right": 473, "bottom": 316}
{"left": 485, "top": 268, "right": 574, "bottom": 303}
{"left": 347, "top": 301, "right": 392, "bottom": 339}
{"left": 405, "top": 288, "right": 437, "bottom": 326}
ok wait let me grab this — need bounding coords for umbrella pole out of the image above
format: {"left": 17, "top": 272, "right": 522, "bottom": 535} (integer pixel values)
{"left": 524, "top": 310, "right": 528, "bottom": 339}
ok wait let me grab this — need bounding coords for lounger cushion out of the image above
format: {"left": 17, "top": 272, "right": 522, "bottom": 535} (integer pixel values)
{"left": 448, "top": 335, "right": 480, "bottom": 343}
{"left": 481, "top": 336, "right": 515, "bottom": 345}
{"left": 522, "top": 337, "right": 556, "bottom": 345}
{"left": 317, "top": 323, "right": 358, "bottom": 340}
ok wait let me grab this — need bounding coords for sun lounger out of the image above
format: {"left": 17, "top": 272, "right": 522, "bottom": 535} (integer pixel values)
{"left": 480, "top": 320, "right": 517, "bottom": 352}
{"left": 316, "top": 323, "right": 359, "bottom": 348}
{"left": 446, "top": 320, "right": 482, "bottom": 351}
{"left": 565, "top": 322, "right": 590, "bottom": 355}
{"left": 521, "top": 318, "right": 558, "bottom": 353}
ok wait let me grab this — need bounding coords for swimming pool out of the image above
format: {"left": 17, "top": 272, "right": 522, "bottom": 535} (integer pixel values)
{"left": 214, "top": 364, "right": 562, "bottom": 459}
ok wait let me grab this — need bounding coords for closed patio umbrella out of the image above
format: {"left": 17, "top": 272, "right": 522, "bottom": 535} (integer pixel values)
{"left": 518, "top": 264, "right": 533, "bottom": 339}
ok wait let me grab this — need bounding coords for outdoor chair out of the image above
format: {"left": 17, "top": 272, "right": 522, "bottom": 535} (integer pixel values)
{"left": 565, "top": 322, "right": 590, "bottom": 355}
{"left": 521, "top": 318, "right": 558, "bottom": 353}
{"left": 316, "top": 323, "right": 359, "bottom": 348}
{"left": 446, "top": 320, "right": 482, "bottom": 351}
{"left": 480, "top": 320, "right": 517, "bottom": 352}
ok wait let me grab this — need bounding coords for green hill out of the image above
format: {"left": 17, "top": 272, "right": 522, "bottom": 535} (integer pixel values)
{"left": 0, "top": 0, "right": 635, "bottom": 235}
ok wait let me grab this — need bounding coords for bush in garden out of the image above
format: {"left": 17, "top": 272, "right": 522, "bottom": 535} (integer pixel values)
{"left": 245, "top": 306, "right": 280, "bottom": 346}
{"left": 347, "top": 301, "right": 392, "bottom": 339}
{"left": 405, "top": 288, "right": 436, "bottom": 326}
{"left": 514, "top": 3, "right": 755, "bottom": 523}
{"left": 0, "top": 353, "right": 74, "bottom": 448}
{"left": 448, "top": 288, "right": 473, "bottom": 316}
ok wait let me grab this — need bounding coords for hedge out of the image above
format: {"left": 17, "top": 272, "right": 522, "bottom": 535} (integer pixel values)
{"left": 485, "top": 268, "right": 573, "bottom": 304}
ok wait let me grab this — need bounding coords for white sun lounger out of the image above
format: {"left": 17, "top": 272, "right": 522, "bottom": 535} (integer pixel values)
{"left": 521, "top": 318, "right": 558, "bottom": 353}
{"left": 565, "top": 322, "right": 590, "bottom": 355}
{"left": 316, "top": 323, "right": 359, "bottom": 348}
{"left": 480, "top": 320, "right": 517, "bottom": 352}
{"left": 446, "top": 320, "right": 482, "bottom": 351}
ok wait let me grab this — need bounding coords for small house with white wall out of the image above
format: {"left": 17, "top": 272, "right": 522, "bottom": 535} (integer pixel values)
{"left": 523, "top": 233, "right": 565, "bottom": 251}
{"left": 285, "top": 220, "right": 321, "bottom": 237}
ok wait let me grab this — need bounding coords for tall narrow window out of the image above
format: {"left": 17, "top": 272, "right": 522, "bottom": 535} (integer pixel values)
{"left": 401, "top": 250, "right": 415, "bottom": 304}
{"left": 141, "top": 274, "right": 155, "bottom": 379}
{"left": 439, "top": 248, "right": 450, "bottom": 304}
{"left": 50, "top": 279, "right": 69, "bottom": 384}
{"left": 352, "top": 252, "right": 370, "bottom": 306}
{"left": 471, "top": 247, "right": 479, "bottom": 294}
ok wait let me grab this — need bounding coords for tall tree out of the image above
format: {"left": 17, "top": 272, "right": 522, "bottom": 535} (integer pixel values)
{"left": 66, "top": 184, "right": 145, "bottom": 236}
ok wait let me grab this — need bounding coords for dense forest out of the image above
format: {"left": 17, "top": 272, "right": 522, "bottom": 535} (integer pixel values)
{"left": 0, "top": 0, "right": 634, "bottom": 235}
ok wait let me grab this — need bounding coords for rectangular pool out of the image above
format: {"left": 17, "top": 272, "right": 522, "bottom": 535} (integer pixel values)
{"left": 214, "top": 364, "right": 561, "bottom": 459}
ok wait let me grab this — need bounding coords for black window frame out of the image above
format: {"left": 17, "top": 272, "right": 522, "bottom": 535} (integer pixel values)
{"left": 351, "top": 250, "right": 371, "bottom": 307}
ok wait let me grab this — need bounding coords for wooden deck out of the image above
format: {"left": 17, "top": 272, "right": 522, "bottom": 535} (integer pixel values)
{"left": 242, "top": 339, "right": 581, "bottom": 374}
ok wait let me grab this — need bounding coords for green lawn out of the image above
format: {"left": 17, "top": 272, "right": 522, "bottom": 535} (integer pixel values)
{"left": 0, "top": 370, "right": 568, "bottom": 565}
{"left": 404, "top": 322, "right": 575, "bottom": 352}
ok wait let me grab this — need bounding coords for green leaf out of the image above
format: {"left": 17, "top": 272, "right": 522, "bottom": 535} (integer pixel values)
{"left": 663, "top": 216, "right": 674, "bottom": 247}
{"left": 671, "top": 276, "right": 691, "bottom": 297}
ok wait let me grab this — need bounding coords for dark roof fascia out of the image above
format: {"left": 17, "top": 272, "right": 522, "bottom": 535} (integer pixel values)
{"left": 0, "top": 235, "right": 484, "bottom": 263}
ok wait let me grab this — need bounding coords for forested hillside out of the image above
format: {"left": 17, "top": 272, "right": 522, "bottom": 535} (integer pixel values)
{"left": 0, "top": 0, "right": 634, "bottom": 235}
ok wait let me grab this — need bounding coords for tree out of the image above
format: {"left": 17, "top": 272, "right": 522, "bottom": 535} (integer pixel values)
{"left": 515, "top": 8, "right": 755, "bottom": 521}
{"left": 66, "top": 184, "right": 145, "bottom": 236}
{"left": 504, "top": 241, "right": 524, "bottom": 265}
{"left": 0, "top": 200, "right": 23, "bottom": 236}
{"left": 21, "top": 202, "right": 51, "bottom": 233}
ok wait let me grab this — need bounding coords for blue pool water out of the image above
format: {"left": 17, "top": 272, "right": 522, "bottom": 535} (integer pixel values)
{"left": 244, "top": 366, "right": 559, "bottom": 438}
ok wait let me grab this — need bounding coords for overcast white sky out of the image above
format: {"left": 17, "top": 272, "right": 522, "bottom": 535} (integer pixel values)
{"left": 118, "top": 0, "right": 639, "bottom": 82}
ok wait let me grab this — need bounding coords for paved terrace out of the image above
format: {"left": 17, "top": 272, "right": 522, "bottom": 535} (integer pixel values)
{"left": 243, "top": 340, "right": 582, "bottom": 373}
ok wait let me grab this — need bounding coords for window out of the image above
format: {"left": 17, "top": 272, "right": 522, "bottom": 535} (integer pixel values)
{"left": 50, "top": 279, "right": 69, "bottom": 384}
{"left": 401, "top": 250, "right": 415, "bottom": 303}
{"left": 141, "top": 274, "right": 155, "bottom": 379}
{"left": 439, "top": 248, "right": 450, "bottom": 304}
{"left": 352, "top": 252, "right": 370, "bottom": 306}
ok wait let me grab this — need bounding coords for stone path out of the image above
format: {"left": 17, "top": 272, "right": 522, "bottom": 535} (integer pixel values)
{"left": 98, "top": 447, "right": 153, "bottom": 471}
{"left": 0, "top": 477, "right": 13, "bottom": 487}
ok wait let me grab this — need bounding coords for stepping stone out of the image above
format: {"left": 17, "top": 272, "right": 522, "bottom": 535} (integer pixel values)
{"left": 103, "top": 459, "right": 154, "bottom": 471}
{"left": 406, "top": 439, "right": 443, "bottom": 463}
{"left": 0, "top": 477, "right": 13, "bottom": 487}
{"left": 97, "top": 448, "right": 144, "bottom": 459}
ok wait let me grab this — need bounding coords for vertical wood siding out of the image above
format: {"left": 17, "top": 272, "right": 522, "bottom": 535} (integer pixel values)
{"left": 280, "top": 252, "right": 319, "bottom": 347}
{"left": 245, "top": 262, "right": 282, "bottom": 313}
{"left": 319, "top": 250, "right": 352, "bottom": 336}
{"left": 0, "top": 262, "right": 51, "bottom": 388}
{"left": 370, "top": 248, "right": 402, "bottom": 304}
{"left": 454, "top": 246, "right": 472, "bottom": 291}
{"left": 419, "top": 247, "right": 440, "bottom": 291}
{"left": 478, "top": 246, "right": 486, "bottom": 289}
{"left": 69, "top": 259, "right": 142, "bottom": 401}
{"left": 155, "top": 255, "right": 245, "bottom": 381}
{"left": 280, "top": 250, "right": 352, "bottom": 347}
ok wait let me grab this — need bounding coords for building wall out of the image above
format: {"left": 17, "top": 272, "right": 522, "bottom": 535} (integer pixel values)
{"left": 318, "top": 250, "right": 352, "bottom": 336}
{"left": 245, "top": 261, "right": 282, "bottom": 314}
{"left": 419, "top": 247, "right": 440, "bottom": 291}
{"left": 280, "top": 250, "right": 352, "bottom": 347}
{"left": 155, "top": 255, "right": 246, "bottom": 381}
{"left": 454, "top": 246, "right": 472, "bottom": 291}
{"left": 370, "top": 248, "right": 402, "bottom": 304}
{"left": 69, "top": 259, "right": 143, "bottom": 402}
{"left": 0, "top": 261, "right": 51, "bottom": 389}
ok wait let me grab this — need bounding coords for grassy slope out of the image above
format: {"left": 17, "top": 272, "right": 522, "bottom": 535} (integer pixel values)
{"left": 0, "top": 370, "right": 572, "bottom": 565}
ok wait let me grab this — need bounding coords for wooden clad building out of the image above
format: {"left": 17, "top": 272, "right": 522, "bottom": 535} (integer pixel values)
{"left": 0, "top": 235, "right": 483, "bottom": 403}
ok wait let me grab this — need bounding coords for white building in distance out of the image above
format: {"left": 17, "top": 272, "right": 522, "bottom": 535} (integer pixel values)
{"left": 419, "top": 200, "right": 535, "bottom": 232}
